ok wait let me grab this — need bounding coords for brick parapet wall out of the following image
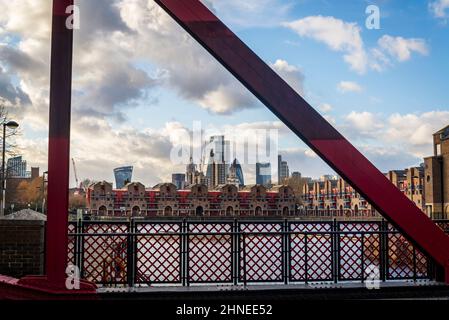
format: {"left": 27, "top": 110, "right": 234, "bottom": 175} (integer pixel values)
{"left": 0, "top": 220, "right": 45, "bottom": 278}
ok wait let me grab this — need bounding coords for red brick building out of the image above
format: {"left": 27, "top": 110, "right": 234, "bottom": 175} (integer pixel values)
{"left": 87, "top": 182, "right": 297, "bottom": 217}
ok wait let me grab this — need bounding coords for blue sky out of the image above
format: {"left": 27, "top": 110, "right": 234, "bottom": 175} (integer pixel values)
{"left": 0, "top": 0, "right": 448, "bottom": 186}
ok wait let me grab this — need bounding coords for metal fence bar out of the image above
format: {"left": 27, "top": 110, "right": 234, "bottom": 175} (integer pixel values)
{"left": 185, "top": 220, "right": 189, "bottom": 285}
{"left": 282, "top": 219, "right": 290, "bottom": 284}
{"left": 242, "top": 233, "right": 247, "bottom": 286}
{"left": 233, "top": 219, "right": 238, "bottom": 286}
{"left": 304, "top": 232, "right": 308, "bottom": 284}
{"left": 127, "top": 219, "right": 134, "bottom": 287}
{"left": 331, "top": 219, "right": 341, "bottom": 283}
{"left": 380, "top": 219, "right": 386, "bottom": 282}
{"left": 361, "top": 233, "right": 365, "bottom": 283}
{"left": 182, "top": 219, "right": 187, "bottom": 287}
{"left": 413, "top": 247, "right": 417, "bottom": 282}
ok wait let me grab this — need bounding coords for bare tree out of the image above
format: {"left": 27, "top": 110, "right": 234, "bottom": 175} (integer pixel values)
{"left": 0, "top": 98, "right": 22, "bottom": 176}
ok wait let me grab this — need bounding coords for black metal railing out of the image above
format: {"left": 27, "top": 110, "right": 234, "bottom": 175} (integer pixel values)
{"left": 67, "top": 219, "right": 449, "bottom": 287}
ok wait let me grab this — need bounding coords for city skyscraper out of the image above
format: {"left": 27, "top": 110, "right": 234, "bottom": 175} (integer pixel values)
{"left": 291, "top": 172, "right": 301, "bottom": 179}
{"left": 278, "top": 155, "right": 289, "bottom": 184}
{"left": 6, "top": 156, "right": 28, "bottom": 178}
{"left": 186, "top": 156, "right": 207, "bottom": 186}
{"left": 114, "top": 166, "right": 133, "bottom": 189}
{"left": 206, "top": 135, "right": 229, "bottom": 188}
{"left": 186, "top": 156, "right": 197, "bottom": 186}
{"left": 172, "top": 173, "right": 186, "bottom": 190}
{"left": 227, "top": 159, "right": 244, "bottom": 187}
{"left": 256, "top": 162, "right": 272, "bottom": 187}
{"left": 320, "top": 174, "right": 338, "bottom": 181}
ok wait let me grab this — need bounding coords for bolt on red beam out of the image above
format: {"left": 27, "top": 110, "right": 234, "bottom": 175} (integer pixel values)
{"left": 155, "top": 0, "right": 449, "bottom": 281}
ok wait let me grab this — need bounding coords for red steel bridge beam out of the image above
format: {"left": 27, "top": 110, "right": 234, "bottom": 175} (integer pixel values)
{"left": 45, "top": 0, "right": 74, "bottom": 287}
{"left": 155, "top": 0, "right": 449, "bottom": 281}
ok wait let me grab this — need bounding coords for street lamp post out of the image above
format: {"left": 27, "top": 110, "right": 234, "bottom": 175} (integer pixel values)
{"left": 1, "top": 120, "right": 19, "bottom": 217}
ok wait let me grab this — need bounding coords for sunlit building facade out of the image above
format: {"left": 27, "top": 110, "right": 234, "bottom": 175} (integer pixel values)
{"left": 87, "top": 182, "right": 297, "bottom": 217}
{"left": 424, "top": 125, "right": 449, "bottom": 219}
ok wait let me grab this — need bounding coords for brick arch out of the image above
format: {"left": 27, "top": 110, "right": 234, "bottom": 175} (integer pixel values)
{"left": 164, "top": 206, "right": 173, "bottom": 216}
{"left": 131, "top": 206, "right": 140, "bottom": 217}
{"left": 98, "top": 205, "right": 107, "bottom": 216}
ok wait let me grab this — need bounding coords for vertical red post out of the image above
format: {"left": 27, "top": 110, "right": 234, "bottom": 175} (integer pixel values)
{"left": 46, "top": 0, "right": 74, "bottom": 287}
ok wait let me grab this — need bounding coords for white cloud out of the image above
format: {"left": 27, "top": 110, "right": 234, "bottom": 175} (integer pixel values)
{"left": 429, "top": 0, "right": 449, "bottom": 18}
{"left": 340, "top": 110, "right": 449, "bottom": 159}
{"left": 282, "top": 16, "right": 367, "bottom": 73}
{"left": 304, "top": 149, "right": 318, "bottom": 158}
{"left": 337, "top": 81, "right": 363, "bottom": 93}
{"left": 283, "top": 15, "right": 429, "bottom": 73}
{"left": 343, "top": 111, "right": 383, "bottom": 139}
{"left": 378, "top": 35, "right": 429, "bottom": 62}
{"left": 318, "top": 103, "right": 333, "bottom": 113}
{"left": 385, "top": 111, "right": 449, "bottom": 148}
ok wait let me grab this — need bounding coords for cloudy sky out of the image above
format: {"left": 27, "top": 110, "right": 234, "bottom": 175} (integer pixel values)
{"left": 0, "top": 0, "right": 448, "bottom": 187}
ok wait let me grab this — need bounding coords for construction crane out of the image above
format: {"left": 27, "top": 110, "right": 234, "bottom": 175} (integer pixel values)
{"left": 71, "top": 158, "right": 80, "bottom": 192}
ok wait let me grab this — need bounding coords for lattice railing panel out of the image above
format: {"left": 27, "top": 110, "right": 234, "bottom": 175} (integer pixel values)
{"left": 387, "top": 224, "right": 428, "bottom": 279}
{"left": 239, "top": 223, "right": 283, "bottom": 282}
{"left": 135, "top": 223, "right": 181, "bottom": 284}
{"left": 289, "top": 222, "right": 333, "bottom": 281}
{"left": 338, "top": 222, "right": 381, "bottom": 280}
{"left": 188, "top": 223, "right": 232, "bottom": 283}
{"left": 82, "top": 223, "right": 129, "bottom": 284}
{"left": 68, "top": 219, "right": 444, "bottom": 286}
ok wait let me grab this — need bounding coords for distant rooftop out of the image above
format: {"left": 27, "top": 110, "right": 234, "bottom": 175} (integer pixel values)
{"left": 1, "top": 209, "right": 46, "bottom": 221}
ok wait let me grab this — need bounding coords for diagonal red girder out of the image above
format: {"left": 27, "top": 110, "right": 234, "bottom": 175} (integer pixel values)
{"left": 155, "top": 0, "right": 449, "bottom": 280}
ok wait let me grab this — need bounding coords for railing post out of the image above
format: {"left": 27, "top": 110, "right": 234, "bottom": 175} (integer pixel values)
{"left": 333, "top": 218, "right": 338, "bottom": 283}
{"left": 184, "top": 219, "right": 190, "bottom": 287}
{"left": 304, "top": 231, "right": 308, "bottom": 285}
{"left": 283, "top": 219, "right": 288, "bottom": 285}
{"left": 76, "top": 218, "right": 81, "bottom": 274}
{"left": 180, "top": 219, "right": 185, "bottom": 286}
{"left": 413, "top": 247, "right": 417, "bottom": 282}
{"left": 242, "top": 233, "right": 247, "bottom": 287}
{"left": 180, "top": 219, "right": 184, "bottom": 286}
{"left": 380, "top": 219, "right": 387, "bottom": 281}
{"left": 127, "top": 218, "right": 135, "bottom": 287}
{"left": 361, "top": 233, "right": 365, "bottom": 283}
{"left": 79, "top": 218, "right": 84, "bottom": 278}
{"left": 428, "top": 255, "right": 436, "bottom": 281}
{"left": 233, "top": 218, "right": 238, "bottom": 286}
